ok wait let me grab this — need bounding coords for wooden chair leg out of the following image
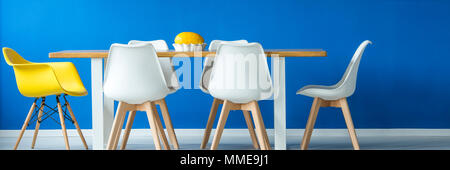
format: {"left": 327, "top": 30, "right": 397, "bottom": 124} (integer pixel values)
{"left": 339, "top": 98, "right": 360, "bottom": 150}
{"left": 14, "top": 99, "right": 38, "bottom": 150}
{"left": 263, "top": 127, "right": 271, "bottom": 149}
{"left": 158, "top": 99, "right": 179, "bottom": 149}
{"left": 120, "top": 111, "right": 136, "bottom": 150}
{"left": 300, "top": 97, "right": 322, "bottom": 150}
{"left": 243, "top": 110, "right": 260, "bottom": 149}
{"left": 201, "top": 98, "right": 221, "bottom": 149}
{"left": 107, "top": 102, "right": 128, "bottom": 150}
{"left": 250, "top": 101, "right": 271, "bottom": 150}
{"left": 210, "top": 100, "right": 231, "bottom": 150}
{"left": 65, "top": 99, "right": 89, "bottom": 150}
{"left": 31, "top": 98, "right": 45, "bottom": 149}
{"left": 144, "top": 102, "right": 163, "bottom": 150}
{"left": 112, "top": 108, "right": 128, "bottom": 150}
{"left": 151, "top": 102, "right": 170, "bottom": 150}
{"left": 56, "top": 96, "right": 70, "bottom": 150}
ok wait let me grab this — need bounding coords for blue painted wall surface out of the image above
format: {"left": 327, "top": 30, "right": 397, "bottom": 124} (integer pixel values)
{"left": 1, "top": 0, "right": 450, "bottom": 130}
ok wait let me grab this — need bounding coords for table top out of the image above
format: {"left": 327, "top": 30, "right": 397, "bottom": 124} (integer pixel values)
{"left": 49, "top": 49, "right": 327, "bottom": 58}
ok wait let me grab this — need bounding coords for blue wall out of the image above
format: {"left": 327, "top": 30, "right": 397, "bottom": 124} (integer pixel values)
{"left": 1, "top": 0, "right": 450, "bottom": 130}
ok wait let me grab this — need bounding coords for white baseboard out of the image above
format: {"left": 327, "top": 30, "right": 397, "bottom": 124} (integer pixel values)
{"left": 0, "top": 129, "right": 449, "bottom": 138}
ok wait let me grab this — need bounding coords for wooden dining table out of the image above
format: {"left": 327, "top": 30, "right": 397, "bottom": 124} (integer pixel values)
{"left": 49, "top": 49, "right": 327, "bottom": 150}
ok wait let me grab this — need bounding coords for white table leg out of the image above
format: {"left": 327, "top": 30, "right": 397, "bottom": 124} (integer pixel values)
{"left": 91, "top": 58, "right": 114, "bottom": 150}
{"left": 272, "top": 56, "right": 286, "bottom": 150}
{"left": 103, "top": 58, "right": 115, "bottom": 149}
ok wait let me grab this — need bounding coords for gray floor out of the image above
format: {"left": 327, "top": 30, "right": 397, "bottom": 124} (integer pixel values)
{"left": 3, "top": 135, "right": 450, "bottom": 150}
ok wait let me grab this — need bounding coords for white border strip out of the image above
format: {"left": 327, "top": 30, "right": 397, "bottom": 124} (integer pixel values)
{"left": 0, "top": 129, "right": 449, "bottom": 138}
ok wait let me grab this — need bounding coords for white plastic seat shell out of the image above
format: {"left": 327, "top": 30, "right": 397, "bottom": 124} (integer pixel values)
{"left": 297, "top": 40, "right": 372, "bottom": 100}
{"left": 199, "top": 40, "right": 248, "bottom": 93}
{"left": 208, "top": 43, "right": 273, "bottom": 104}
{"left": 103, "top": 43, "right": 170, "bottom": 104}
{"left": 128, "top": 40, "right": 180, "bottom": 94}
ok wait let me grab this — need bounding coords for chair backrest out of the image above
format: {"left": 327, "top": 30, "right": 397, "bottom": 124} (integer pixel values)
{"left": 208, "top": 40, "right": 248, "bottom": 51}
{"left": 2, "top": 47, "right": 31, "bottom": 65}
{"left": 334, "top": 40, "right": 372, "bottom": 96}
{"left": 200, "top": 40, "right": 248, "bottom": 93}
{"left": 208, "top": 43, "right": 273, "bottom": 103}
{"left": 103, "top": 43, "right": 169, "bottom": 104}
{"left": 128, "top": 40, "right": 169, "bottom": 50}
{"left": 128, "top": 40, "right": 180, "bottom": 91}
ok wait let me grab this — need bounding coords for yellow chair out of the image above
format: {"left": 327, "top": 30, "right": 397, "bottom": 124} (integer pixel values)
{"left": 2, "top": 47, "right": 88, "bottom": 150}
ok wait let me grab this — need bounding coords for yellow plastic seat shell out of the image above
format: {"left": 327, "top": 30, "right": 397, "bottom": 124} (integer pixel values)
{"left": 2, "top": 47, "right": 87, "bottom": 97}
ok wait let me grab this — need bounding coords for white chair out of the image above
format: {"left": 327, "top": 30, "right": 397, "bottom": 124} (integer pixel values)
{"left": 202, "top": 43, "right": 273, "bottom": 150}
{"left": 199, "top": 40, "right": 258, "bottom": 149}
{"left": 103, "top": 43, "right": 177, "bottom": 150}
{"left": 123, "top": 40, "right": 179, "bottom": 149}
{"left": 297, "top": 40, "right": 372, "bottom": 150}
